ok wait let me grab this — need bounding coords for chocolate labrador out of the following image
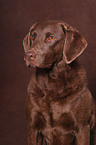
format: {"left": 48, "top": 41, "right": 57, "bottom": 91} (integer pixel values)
{"left": 23, "top": 20, "right": 96, "bottom": 145}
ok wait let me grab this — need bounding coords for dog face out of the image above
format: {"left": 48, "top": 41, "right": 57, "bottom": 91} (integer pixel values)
{"left": 23, "top": 20, "right": 87, "bottom": 68}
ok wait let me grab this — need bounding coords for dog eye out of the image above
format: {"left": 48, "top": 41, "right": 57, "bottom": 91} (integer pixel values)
{"left": 30, "top": 33, "right": 37, "bottom": 40}
{"left": 49, "top": 36, "right": 55, "bottom": 40}
{"left": 30, "top": 34, "right": 34, "bottom": 39}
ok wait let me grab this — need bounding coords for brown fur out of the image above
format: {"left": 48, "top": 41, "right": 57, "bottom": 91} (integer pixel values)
{"left": 23, "top": 20, "right": 96, "bottom": 145}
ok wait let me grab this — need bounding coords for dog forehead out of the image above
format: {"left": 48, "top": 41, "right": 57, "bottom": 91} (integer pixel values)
{"left": 31, "top": 21, "right": 62, "bottom": 34}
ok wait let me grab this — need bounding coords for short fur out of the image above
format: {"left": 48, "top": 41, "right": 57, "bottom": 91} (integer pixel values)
{"left": 23, "top": 20, "right": 96, "bottom": 145}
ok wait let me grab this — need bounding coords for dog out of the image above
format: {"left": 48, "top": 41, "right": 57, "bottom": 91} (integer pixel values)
{"left": 23, "top": 20, "right": 96, "bottom": 145}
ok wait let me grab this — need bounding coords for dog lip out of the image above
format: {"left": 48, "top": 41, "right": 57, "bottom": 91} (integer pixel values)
{"left": 39, "top": 63, "right": 52, "bottom": 68}
{"left": 46, "top": 64, "right": 52, "bottom": 68}
{"left": 24, "top": 56, "right": 52, "bottom": 68}
{"left": 28, "top": 64, "right": 36, "bottom": 67}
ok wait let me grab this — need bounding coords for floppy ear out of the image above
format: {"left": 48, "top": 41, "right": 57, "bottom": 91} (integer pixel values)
{"left": 23, "top": 22, "right": 38, "bottom": 53}
{"left": 23, "top": 34, "right": 30, "bottom": 53}
{"left": 60, "top": 22, "right": 88, "bottom": 64}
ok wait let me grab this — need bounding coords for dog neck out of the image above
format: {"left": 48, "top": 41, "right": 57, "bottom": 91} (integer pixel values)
{"left": 49, "top": 59, "right": 78, "bottom": 79}
{"left": 49, "top": 59, "right": 87, "bottom": 97}
{"left": 34, "top": 59, "right": 87, "bottom": 100}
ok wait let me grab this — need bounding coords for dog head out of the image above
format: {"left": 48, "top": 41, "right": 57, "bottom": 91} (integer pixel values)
{"left": 23, "top": 20, "right": 87, "bottom": 68}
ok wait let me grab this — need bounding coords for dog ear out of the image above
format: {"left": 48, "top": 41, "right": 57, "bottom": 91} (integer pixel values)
{"left": 23, "top": 34, "right": 30, "bottom": 53}
{"left": 23, "top": 22, "right": 38, "bottom": 53}
{"left": 60, "top": 22, "right": 88, "bottom": 64}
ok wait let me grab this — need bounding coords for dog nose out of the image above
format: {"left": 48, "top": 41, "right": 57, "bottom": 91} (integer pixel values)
{"left": 26, "top": 51, "right": 36, "bottom": 59}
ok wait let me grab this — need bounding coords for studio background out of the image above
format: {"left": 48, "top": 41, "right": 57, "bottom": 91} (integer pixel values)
{"left": 0, "top": 0, "right": 96, "bottom": 145}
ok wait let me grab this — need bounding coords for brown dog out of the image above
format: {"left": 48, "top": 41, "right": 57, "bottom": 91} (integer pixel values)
{"left": 23, "top": 20, "right": 96, "bottom": 145}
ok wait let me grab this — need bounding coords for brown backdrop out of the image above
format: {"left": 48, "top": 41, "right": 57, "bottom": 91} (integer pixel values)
{"left": 0, "top": 0, "right": 96, "bottom": 145}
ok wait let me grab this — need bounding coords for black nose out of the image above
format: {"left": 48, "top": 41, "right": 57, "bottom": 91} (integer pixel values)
{"left": 26, "top": 51, "right": 36, "bottom": 59}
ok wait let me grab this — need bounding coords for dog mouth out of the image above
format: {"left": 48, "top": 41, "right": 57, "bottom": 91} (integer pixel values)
{"left": 24, "top": 51, "right": 53, "bottom": 68}
{"left": 24, "top": 56, "right": 36, "bottom": 67}
{"left": 24, "top": 56, "right": 53, "bottom": 68}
